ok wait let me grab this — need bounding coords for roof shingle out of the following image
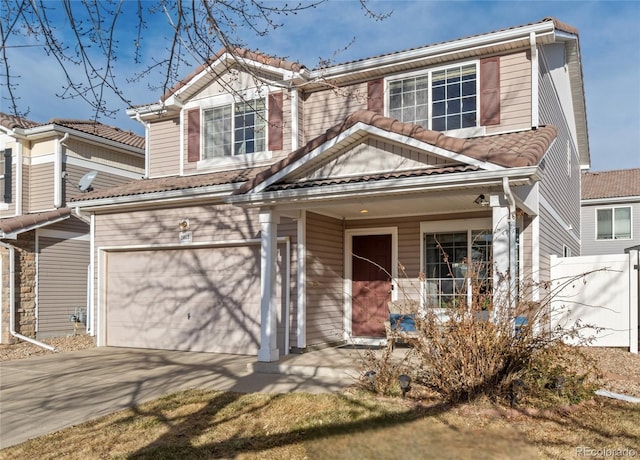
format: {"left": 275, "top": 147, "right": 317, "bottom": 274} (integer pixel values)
{"left": 582, "top": 169, "right": 640, "bottom": 199}
{"left": 238, "top": 110, "right": 557, "bottom": 194}
{"left": 0, "top": 208, "right": 71, "bottom": 237}
{"left": 0, "top": 112, "right": 144, "bottom": 150}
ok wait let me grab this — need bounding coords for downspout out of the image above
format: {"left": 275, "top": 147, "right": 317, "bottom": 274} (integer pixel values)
{"left": 530, "top": 31, "right": 540, "bottom": 128}
{"left": 54, "top": 132, "right": 69, "bottom": 208}
{"left": 502, "top": 177, "right": 517, "bottom": 310}
{"left": 134, "top": 112, "right": 150, "bottom": 178}
{"left": 0, "top": 241, "right": 55, "bottom": 351}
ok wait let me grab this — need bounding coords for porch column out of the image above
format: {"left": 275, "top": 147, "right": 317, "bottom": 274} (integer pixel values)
{"left": 491, "top": 194, "right": 511, "bottom": 319}
{"left": 258, "top": 208, "right": 280, "bottom": 362}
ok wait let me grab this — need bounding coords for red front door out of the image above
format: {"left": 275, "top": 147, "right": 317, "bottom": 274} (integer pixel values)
{"left": 352, "top": 234, "right": 392, "bottom": 337}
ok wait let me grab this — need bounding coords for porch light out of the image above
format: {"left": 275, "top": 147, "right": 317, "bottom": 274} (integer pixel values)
{"left": 178, "top": 219, "right": 190, "bottom": 231}
{"left": 398, "top": 374, "right": 411, "bottom": 399}
{"left": 359, "top": 209, "right": 369, "bottom": 214}
{"left": 473, "top": 194, "right": 488, "bottom": 206}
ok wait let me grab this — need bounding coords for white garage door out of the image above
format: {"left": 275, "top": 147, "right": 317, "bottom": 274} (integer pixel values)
{"left": 105, "top": 245, "right": 278, "bottom": 355}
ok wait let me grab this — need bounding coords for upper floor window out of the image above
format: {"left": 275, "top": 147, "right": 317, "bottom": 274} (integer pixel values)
{"left": 596, "top": 207, "right": 632, "bottom": 240}
{"left": 388, "top": 63, "right": 477, "bottom": 131}
{"left": 202, "top": 98, "right": 266, "bottom": 158}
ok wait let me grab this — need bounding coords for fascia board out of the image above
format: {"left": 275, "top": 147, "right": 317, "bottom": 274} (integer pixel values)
{"left": 171, "top": 53, "right": 298, "bottom": 102}
{"left": 229, "top": 167, "right": 540, "bottom": 206}
{"left": 72, "top": 183, "right": 238, "bottom": 211}
{"left": 251, "top": 122, "right": 504, "bottom": 194}
{"left": 581, "top": 196, "right": 640, "bottom": 206}
{"left": 0, "top": 214, "right": 70, "bottom": 239}
{"left": 312, "top": 22, "right": 556, "bottom": 79}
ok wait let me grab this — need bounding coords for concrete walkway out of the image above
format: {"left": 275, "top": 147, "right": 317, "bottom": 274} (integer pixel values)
{"left": 0, "top": 346, "right": 363, "bottom": 449}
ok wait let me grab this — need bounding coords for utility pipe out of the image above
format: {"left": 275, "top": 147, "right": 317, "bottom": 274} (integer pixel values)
{"left": 0, "top": 241, "right": 55, "bottom": 351}
{"left": 502, "top": 177, "right": 517, "bottom": 310}
{"left": 134, "top": 112, "right": 150, "bottom": 178}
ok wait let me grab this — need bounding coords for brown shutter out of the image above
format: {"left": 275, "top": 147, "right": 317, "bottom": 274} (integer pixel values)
{"left": 480, "top": 57, "right": 500, "bottom": 126}
{"left": 268, "top": 92, "right": 284, "bottom": 151}
{"left": 187, "top": 108, "right": 200, "bottom": 162}
{"left": 367, "top": 78, "right": 384, "bottom": 115}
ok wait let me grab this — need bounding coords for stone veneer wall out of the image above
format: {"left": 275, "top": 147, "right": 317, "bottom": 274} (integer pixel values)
{"left": 0, "top": 232, "right": 36, "bottom": 344}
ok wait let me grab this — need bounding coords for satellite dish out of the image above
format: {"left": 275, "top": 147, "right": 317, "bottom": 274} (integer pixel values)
{"left": 78, "top": 170, "right": 98, "bottom": 192}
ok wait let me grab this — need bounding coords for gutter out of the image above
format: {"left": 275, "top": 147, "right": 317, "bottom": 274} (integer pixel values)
{"left": 71, "top": 182, "right": 238, "bottom": 212}
{"left": 228, "top": 167, "right": 541, "bottom": 207}
{"left": 134, "top": 113, "right": 150, "bottom": 178}
{"left": 0, "top": 241, "right": 55, "bottom": 351}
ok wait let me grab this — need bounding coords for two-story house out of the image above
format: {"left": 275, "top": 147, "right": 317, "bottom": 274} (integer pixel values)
{"left": 0, "top": 113, "right": 144, "bottom": 345}
{"left": 72, "top": 17, "right": 589, "bottom": 362}
{"left": 581, "top": 169, "right": 640, "bottom": 256}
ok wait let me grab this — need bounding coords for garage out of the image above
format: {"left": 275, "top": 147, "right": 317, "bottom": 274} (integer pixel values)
{"left": 104, "top": 244, "right": 281, "bottom": 355}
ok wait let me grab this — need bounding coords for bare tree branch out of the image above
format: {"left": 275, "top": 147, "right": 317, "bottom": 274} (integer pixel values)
{"left": 0, "top": 0, "right": 391, "bottom": 122}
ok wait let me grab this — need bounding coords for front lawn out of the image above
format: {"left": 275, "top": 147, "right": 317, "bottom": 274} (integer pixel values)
{"left": 1, "top": 389, "right": 638, "bottom": 459}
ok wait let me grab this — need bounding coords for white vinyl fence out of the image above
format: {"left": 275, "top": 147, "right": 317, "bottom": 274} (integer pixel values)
{"left": 549, "top": 250, "right": 639, "bottom": 353}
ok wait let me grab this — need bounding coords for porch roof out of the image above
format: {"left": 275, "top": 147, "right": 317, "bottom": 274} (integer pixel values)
{"left": 0, "top": 208, "right": 71, "bottom": 239}
{"left": 237, "top": 110, "right": 557, "bottom": 195}
{"left": 71, "top": 166, "right": 268, "bottom": 204}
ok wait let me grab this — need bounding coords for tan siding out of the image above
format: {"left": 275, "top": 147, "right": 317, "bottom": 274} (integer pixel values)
{"left": 305, "top": 212, "right": 344, "bottom": 346}
{"left": 64, "top": 139, "right": 143, "bottom": 172}
{"left": 47, "top": 215, "right": 89, "bottom": 234}
{"left": 30, "top": 138, "right": 56, "bottom": 157}
{"left": 28, "top": 163, "right": 54, "bottom": 212}
{"left": 95, "top": 204, "right": 262, "bottom": 248}
{"left": 63, "top": 163, "right": 139, "bottom": 203}
{"left": 21, "top": 162, "right": 28, "bottom": 214}
{"left": 277, "top": 218, "right": 299, "bottom": 348}
{"left": 520, "top": 215, "right": 535, "bottom": 299}
{"left": 487, "top": 50, "right": 531, "bottom": 134}
{"left": 36, "top": 236, "right": 89, "bottom": 338}
{"left": 302, "top": 82, "right": 368, "bottom": 142}
{"left": 149, "top": 117, "right": 181, "bottom": 178}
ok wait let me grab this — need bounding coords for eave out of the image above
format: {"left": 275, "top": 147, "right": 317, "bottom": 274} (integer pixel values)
{"left": 227, "top": 167, "right": 541, "bottom": 208}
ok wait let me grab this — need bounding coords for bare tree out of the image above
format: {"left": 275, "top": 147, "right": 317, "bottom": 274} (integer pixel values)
{"left": 0, "top": 0, "right": 391, "bottom": 121}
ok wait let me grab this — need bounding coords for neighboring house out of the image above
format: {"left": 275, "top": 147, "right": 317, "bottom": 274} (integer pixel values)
{"left": 0, "top": 113, "right": 145, "bottom": 343}
{"left": 72, "top": 17, "right": 589, "bottom": 362}
{"left": 580, "top": 169, "right": 640, "bottom": 256}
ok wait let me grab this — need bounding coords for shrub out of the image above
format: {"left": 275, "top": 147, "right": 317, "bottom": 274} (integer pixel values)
{"left": 357, "top": 258, "right": 601, "bottom": 406}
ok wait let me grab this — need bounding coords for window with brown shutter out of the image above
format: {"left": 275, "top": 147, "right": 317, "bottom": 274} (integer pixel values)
{"left": 268, "top": 92, "right": 283, "bottom": 151}
{"left": 2, "top": 148, "right": 11, "bottom": 203}
{"left": 367, "top": 79, "right": 384, "bottom": 115}
{"left": 187, "top": 108, "right": 200, "bottom": 162}
{"left": 480, "top": 57, "right": 500, "bottom": 126}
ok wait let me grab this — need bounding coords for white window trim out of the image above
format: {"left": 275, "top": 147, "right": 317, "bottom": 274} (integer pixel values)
{"left": 420, "top": 217, "right": 493, "bottom": 309}
{"left": 194, "top": 90, "right": 273, "bottom": 171}
{"left": 595, "top": 206, "right": 633, "bottom": 241}
{"left": 385, "top": 60, "right": 481, "bottom": 137}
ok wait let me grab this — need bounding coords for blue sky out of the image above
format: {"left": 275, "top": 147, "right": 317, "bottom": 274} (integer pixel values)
{"left": 5, "top": 0, "right": 639, "bottom": 172}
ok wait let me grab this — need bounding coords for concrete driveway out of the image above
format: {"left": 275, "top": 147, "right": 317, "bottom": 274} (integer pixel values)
{"left": 0, "top": 346, "right": 357, "bottom": 449}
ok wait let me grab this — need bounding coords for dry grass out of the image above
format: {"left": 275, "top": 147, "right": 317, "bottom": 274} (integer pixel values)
{"left": 1, "top": 389, "right": 637, "bottom": 460}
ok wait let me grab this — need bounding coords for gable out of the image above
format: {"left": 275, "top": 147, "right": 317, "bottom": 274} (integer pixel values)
{"left": 290, "top": 137, "right": 455, "bottom": 183}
